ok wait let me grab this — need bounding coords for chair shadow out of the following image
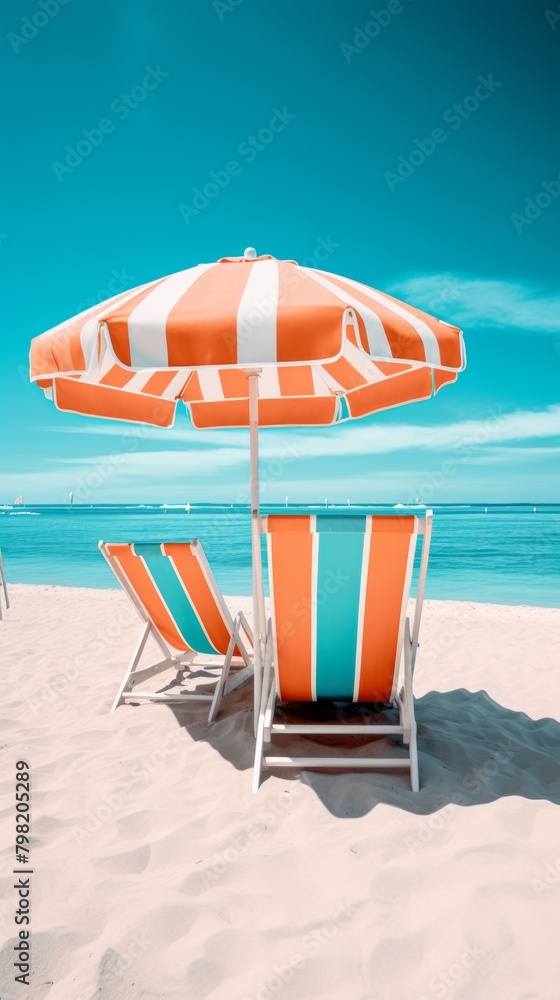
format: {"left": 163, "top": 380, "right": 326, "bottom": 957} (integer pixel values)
{"left": 165, "top": 685, "right": 560, "bottom": 818}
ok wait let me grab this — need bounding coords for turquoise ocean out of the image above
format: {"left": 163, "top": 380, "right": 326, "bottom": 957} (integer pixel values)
{"left": 0, "top": 503, "right": 558, "bottom": 607}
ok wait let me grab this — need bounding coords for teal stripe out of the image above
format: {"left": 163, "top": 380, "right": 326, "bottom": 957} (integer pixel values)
{"left": 315, "top": 532, "right": 364, "bottom": 700}
{"left": 337, "top": 395, "right": 350, "bottom": 421}
{"left": 135, "top": 544, "right": 218, "bottom": 656}
{"left": 316, "top": 515, "right": 366, "bottom": 533}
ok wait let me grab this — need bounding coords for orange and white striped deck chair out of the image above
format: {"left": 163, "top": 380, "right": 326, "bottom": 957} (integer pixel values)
{"left": 99, "top": 540, "right": 253, "bottom": 721}
{"left": 253, "top": 511, "right": 433, "bottom": 792}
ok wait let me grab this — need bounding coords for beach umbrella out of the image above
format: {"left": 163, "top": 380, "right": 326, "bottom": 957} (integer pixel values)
{"left": 30, "top": 248, "right": 465, "bottom": 721}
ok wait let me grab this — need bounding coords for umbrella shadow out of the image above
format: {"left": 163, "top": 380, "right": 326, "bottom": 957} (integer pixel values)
{"left": 165, "top": 684, "right": 560, "bottom": 818}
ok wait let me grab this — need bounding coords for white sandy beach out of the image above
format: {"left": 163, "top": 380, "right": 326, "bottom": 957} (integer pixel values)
{"left": 1, "top": 584, "right": 560, "bottom": 1000}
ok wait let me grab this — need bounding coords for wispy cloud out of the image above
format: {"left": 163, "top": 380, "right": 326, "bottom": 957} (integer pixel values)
{"left": 389, "top": 273, "right": 560, "bottom": 332}
{"left": 48, "top": 405, "right": 560, "bottom": 472}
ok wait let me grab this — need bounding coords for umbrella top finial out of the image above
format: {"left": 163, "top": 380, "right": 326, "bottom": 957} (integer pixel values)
{"left": 244, "top": 247, "right": 257, "bottom": 260}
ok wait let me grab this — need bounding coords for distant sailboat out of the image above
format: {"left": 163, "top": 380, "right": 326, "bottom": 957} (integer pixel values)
{"left": 324, "top": 497, "right": 328, "bottom": 508}
{"left": 14, "top": 496, "right": 23, "bottom": 506}
{"left": 285, "top": 496, "right": 289, "bottom": 508}
{"left": 69, "top": 491, "right": 73, "bottom": 507}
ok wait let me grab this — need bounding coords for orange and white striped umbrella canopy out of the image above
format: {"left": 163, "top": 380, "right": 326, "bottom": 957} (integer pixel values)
{"left": 30, "top": 249, "right": 465, "bottom": 428}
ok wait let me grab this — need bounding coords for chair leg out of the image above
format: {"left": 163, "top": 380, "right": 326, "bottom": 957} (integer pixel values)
{"left": 253, "top": 621, "right": 274, "bottom": 793}
{"left": 208, "top": 631, "right": 236, "bottom": 723}
{"left": 396, "top": 688, "right": 410, "bottom": 746}
{"left": 409, "top": 709, "right": 419, "bottom": 792}
{"left": 208, "top": 614, "right": 253, "bottom": 723}
{"left": 263, "top": 679, "right": 276, "bottom": 741}
{"left": 252, "top": 703, "right": 266, "bottom": 793}
{"left": 402, "top": 617, "right": 419, "bottom": 791}
{"left": 111, "top": 621, "right": 151, "bottom": 713}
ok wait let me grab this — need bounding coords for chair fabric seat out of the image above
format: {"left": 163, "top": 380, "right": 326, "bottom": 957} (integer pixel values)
{"left": 263, "top": 514, "right": 418, "bottom": 703}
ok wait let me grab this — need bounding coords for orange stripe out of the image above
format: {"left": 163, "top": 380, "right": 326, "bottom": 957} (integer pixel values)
{"left": 106, "top": 544, "right": 188, "bottom": 650}
{"left": 358, "top": 526, "right": 413, "bottom": 701}
{"left": 219, "top": 369, "right": 250, "bottom": 399}
{"left": 434, "top": 368, "right": 458, "bottom": 392}
{"left": 99, "top": 365, "right": 137, "bottom": 389}
{"left": 165, "top": 263, "right": 250, "bottom": 367}
{"left": 266, "top": 515, "right": 312, "bottom": 532}
{"left": 347, "top": 368, "right": 432, "bottom": 418}
{"left": 376, "top": 289, "right": 463, "bottom": 368}
{"left": 103, "top": 279, "right": 166, "bottom": 368}
{"left": 30, "top": 291, "right": 148, "bottom": 378}
{"left": 277, "top": 366, "right": 315, "bottom": 397}
{"left": 163, "top": 544, "right": 231, "bottom": 655}
{"left": 54, "top": 378, "right": 176, "bottom": 426}
{"left": 270, "top": 531, "right": 314, "bottom": 701}
{"left": 369, "top": 515, "right": 415, "bottom": 534}
{"left": 322, "top": 273, "right": 428, "bottom": 363}
{"left": 30, "top": 329, "right": 84, "bottom": 379}
{"left": 181, "top": 371, "right": 202, "bottom": 402}
{"left": 276, "top": 262, "right": 345, "bottom": 363}
{"left": 188, "top": 396, "right": 337, "bottom": 428}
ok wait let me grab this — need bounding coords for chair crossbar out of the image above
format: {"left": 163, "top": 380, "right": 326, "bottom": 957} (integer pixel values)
{"left": 122, "top": 691, "right": 213, "bottom": 702}
{"left": 270, "top": 723, "right": 404, "bottom": 735}
{"left": 264, "top": 756, "right": 411, "bottom": 770}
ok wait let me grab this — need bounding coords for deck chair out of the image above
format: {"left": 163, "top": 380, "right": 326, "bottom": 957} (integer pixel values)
{"left": 99, "top": 540, "right": 253, "bottom": 721}
{"left": 253, "top": 512, "right": 433, "bottom": 792}
{"left": 0, "top": 548, "right": 9, "bottom": 620}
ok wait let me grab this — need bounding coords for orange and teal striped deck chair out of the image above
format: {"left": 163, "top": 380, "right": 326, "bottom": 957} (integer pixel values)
{"left": 99, "top": 540, "right": 253, "bottom": 721}
{"left": 253, "top": 511, "right": 433, "bottom": 792}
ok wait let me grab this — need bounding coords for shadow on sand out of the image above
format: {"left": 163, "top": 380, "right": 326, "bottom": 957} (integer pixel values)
{"left": 160, "top": 681, "right": 560, "bottom": 818}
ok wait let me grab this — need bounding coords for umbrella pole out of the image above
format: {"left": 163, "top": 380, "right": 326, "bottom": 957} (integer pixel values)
{"left": 248, "top": 371, "right": 265, "bottom": 735}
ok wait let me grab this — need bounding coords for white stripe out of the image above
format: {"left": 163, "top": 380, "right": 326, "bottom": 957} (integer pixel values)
{"left": 353, "top": 519, "right": 372, "bottom": 702}
{"left": 114, "top": 368, "right": 188, "bottom": 398}
{"left": 301, "top": 268, "right": 392, "bottom": 359}
{"left": 390, "top": 522, "right": 418, "bottom": 704}
{"left": 78, "top": 350, "right": 118, "bottom": 384}
{"left": 161, "top": 369, "right": 191, "bottom": 400}
{"left": 313, "top": 269, "right": 442, "bottom": 366}
{"left": 127, "top": 264, "right": 214, "bottom": 368}
{"left": 237, "top": 260, "right": 278, "bottom": 365}
{"left": 258, "top": 367, "right": 281, "bottom": 399}
{"left": 116, "top": 369, "right": 156, "bottom": 392}
{"left": 198, "top": 369, "right": 225, "bottom": 401}
{"left": 310, "top": 367, "right": 331, "bottom": 396}
{"left": 315, "top": 365, "right": 345, "bottom": 394}
{"left": 343, "top": 340, "right": 387, "bottom": 382}
{"left": 80, "top": 316, "right": 103, "bottom": 371}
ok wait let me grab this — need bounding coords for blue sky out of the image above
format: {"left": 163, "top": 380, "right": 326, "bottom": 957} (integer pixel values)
{"left": 1, "top": 0, "right": 559, "bottom": 504}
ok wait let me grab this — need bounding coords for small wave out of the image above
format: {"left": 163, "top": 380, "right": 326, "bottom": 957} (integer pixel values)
{"left": 9, "top": 511, "right": 40, "bottom": 516}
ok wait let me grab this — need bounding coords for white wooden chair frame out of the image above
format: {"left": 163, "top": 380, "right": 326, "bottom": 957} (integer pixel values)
{"left": 99, "top": 541, "right": 254, "bottom": 722}
{"left": 253, "top": 512, "right": 433, "bottom": 793}
{"left": 0, "top": 548, "right": 9, "bottom": 620}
